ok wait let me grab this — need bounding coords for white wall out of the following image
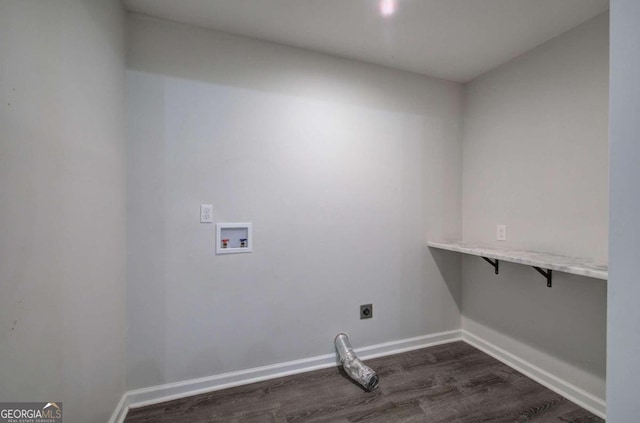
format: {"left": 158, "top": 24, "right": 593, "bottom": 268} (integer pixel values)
{"left": 607, "top": 0, "right": 640, "bottom": 420}
{"left": 0, "top": 1, "right": 127, "bottom": 422}
{"left": 126, "top": 14, "right": 463, "bottom": 390}
{"left": 461, "top": 13, "right": 609, "bottom": 401}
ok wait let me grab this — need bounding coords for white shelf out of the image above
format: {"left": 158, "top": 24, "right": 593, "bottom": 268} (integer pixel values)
{"left": 427, "top": 241, "right": 608, "bottom": 281}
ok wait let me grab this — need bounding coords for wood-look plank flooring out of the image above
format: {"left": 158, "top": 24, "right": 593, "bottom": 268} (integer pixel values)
{"left": 124, "top": 341, "right": 603, "bottom": 422}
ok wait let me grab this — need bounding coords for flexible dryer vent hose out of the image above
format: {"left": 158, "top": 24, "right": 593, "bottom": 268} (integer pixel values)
{"left": 334, "top": 333, "right": 379, "bottom": 391}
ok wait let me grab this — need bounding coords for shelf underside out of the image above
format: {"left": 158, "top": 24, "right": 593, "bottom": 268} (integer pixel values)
{"left": 427, "top": 241, "right": 608, "bottom": 281}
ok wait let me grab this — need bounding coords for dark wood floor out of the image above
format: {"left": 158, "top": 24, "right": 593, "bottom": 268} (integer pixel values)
{"left": 124, "top": 341, "right": 603, "bottom": 423}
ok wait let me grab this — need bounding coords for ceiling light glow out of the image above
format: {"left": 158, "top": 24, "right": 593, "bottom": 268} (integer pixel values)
{"left": 379, "top": 0, "right": 396, "bottom": 17}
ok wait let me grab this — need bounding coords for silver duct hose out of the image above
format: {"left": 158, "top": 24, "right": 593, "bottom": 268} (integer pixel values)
{"left": 334, "top": 333, "right": 379, "bottom": 391}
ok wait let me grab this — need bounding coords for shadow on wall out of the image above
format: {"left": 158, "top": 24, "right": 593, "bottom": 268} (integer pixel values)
{"left": 427, "top": 247, "right": 462, "bottom": 312}
{"left": 461, "top": 256, "right": 606, "bottom": 386}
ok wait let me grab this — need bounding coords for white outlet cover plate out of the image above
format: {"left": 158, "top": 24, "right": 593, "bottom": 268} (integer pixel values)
{"left": 496, "top": 224, "right": 507, "bottom": 241}
{"left": 200, "top": 204, "right": 213, "bottom": 223}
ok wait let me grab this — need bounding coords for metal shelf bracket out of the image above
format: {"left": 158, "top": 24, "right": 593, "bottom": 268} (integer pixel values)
{"left": 533, "top": 266, "right": 553, "bottom": 287}
{"left": 482, "top": 257, "right": 499, "bottom": 274}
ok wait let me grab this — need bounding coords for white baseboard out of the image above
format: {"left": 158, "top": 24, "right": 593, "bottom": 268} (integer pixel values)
{"left": 107, "top": 393, "right": 128, "bottom": 423}
{"left": 461, "top": 330, "right": 606, "bottom": 419}
{"left": 120, "top": 329, "right": 461, "bottom": 414}
{"left": 110, "top": 329, "right": 605, "bottom": 422}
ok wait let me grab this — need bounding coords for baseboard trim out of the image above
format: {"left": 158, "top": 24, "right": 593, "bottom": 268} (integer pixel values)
{"left": 107, "top": 393, "right": 128, "bottom": 423}
{"left": 111, "top": 329, "right": 605, "bottom": 421}
{"left": 461, "top": 330, "right": 606, "bottom": 419}
{"left": 123, "top": 329, "right": 461, "bottom": 412}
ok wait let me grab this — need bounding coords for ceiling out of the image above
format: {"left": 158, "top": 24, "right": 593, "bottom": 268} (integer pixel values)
{"left": 123, "top": 0, "right": 609, "bottom": 83}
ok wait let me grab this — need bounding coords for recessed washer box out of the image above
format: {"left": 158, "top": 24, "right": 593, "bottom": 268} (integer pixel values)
{"left": 216, "top": 223, "right": 252, "bottom": 255}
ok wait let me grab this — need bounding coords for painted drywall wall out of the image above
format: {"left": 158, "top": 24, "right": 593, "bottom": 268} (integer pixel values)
{"left": 461, "top": 13, "right": 609, "bottom": 401}
{"left": 607, "top": 0, "right": 640, "bottom": 420}
{"left": 0, "top": 1, "right": 126, "bottom": 422}
{"left": 126, "top": 14, "right": 463, "bottom": 390}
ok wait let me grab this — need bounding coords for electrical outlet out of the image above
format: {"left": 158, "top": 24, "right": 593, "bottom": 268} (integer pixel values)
{"left": 360, "top": 304, "right": 373, "bottom": 319}
{"left": 496, "top": 224, "right": 507, "bottom": 241}
{"left": 200, "top": 205, "right": 213, "bottom": 223}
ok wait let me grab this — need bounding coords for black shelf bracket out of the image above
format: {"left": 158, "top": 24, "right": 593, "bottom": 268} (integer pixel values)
{"left": 533, "top": 267, "right": 553, "bottom": 287}
{"left": 482, "top": 257, "right": 499, "bottom": 274}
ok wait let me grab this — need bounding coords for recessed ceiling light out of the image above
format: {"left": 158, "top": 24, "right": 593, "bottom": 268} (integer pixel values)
{"left": 379, "top": 0, "right": 396, "bottom": 17}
